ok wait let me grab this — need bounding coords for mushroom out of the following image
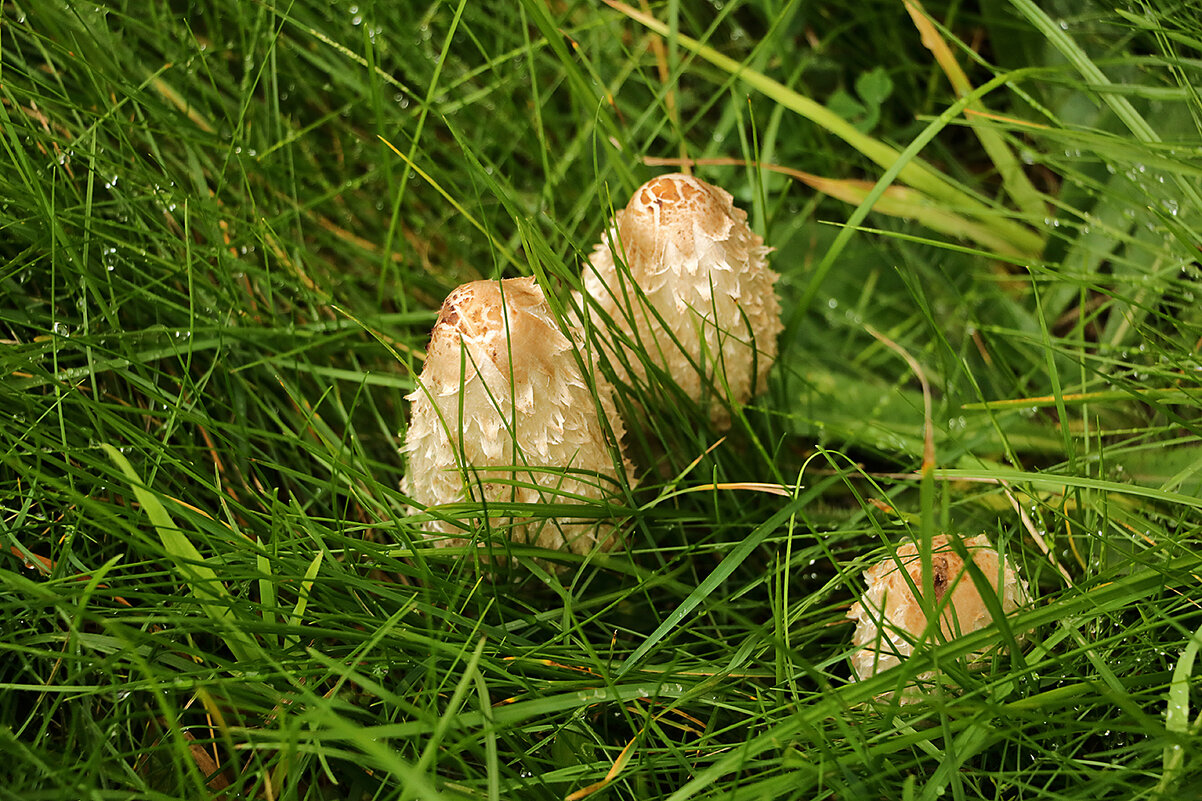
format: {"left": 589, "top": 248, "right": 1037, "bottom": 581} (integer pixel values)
{"left": 579, "top": 173, "right": 783, "bottom": 428}
{"left": 846, "top": 534, "right": 1029, "bottom": 691}
{"left": 401, "top": 277, "right": 634, "bottom": 556}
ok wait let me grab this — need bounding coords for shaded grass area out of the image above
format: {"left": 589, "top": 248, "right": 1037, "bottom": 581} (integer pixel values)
{"left": 2, "top": 1, "right": 1201, "bottom": 799}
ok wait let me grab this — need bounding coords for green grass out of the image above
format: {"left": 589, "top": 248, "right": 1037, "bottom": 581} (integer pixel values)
{"left": 3, "top": 0, "right": 1202, "bottom": 799}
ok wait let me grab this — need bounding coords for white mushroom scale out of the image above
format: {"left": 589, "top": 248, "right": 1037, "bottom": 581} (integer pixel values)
{"left": 401, "top": 277, "right": 634, "bottom": 556}
{"left": 580, "top": 173, "right": 783, "bottom": 427}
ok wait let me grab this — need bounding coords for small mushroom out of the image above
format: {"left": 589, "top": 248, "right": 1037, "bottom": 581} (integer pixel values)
{"left": 579, "top": 173, "right": 783, "bottom": 427}
{"left": 401, "top": 277, "right": 634, "bottom": 556}
{"left": 846, "top": 534, "right": 1029, "bottom": 690}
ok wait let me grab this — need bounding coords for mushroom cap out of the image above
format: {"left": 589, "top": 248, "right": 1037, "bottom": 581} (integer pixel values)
{"left": 418, "top": 278, "right": 575, "bottom": 422}
{"left": 401, "top": 277, "right": 634, "bottom": 557}
{"left": 610, "top": 174, "right": 743, "bottom": 272}
{"left": 580, "top": 173, "right": 783, "bottom": 427}
{"left": 846, "top": 534, "right": 1029, "bottom": 685}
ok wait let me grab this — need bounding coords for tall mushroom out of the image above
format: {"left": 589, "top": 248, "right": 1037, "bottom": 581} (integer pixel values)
{"left": 401, "top": 277, "right": 634, "bottom": 556}
{"left": 580, "top": 173, "right": 783, "bottom": 427}
{"left": 846, "top": 534, "right": 1029, "bottom": 691}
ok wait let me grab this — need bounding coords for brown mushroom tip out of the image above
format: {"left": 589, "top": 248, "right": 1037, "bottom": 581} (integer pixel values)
{"left": 447, "top": 275, "right": 541, "bottom": 309}
{"left": 634, "top": 173, "right": 710, "bottom": 207}
{"left": 621, "top": 174, "right": 737, "bottom": 243}
{"left": 434, "top": 276, "right": 540, "bottom": 336}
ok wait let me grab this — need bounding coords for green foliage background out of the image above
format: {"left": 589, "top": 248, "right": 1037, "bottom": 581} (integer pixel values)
{"left": 2, "top": 1, "right": 1201, "bottom": 799}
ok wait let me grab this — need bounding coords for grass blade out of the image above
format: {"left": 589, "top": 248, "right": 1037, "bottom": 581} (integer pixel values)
{"left": 102, "top": 444, "right": 257, "bottom": 664}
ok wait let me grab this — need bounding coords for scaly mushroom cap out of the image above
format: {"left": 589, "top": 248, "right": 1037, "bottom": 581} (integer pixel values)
{"left": 847, "top": 535, "right": 1029, "bottom": 685}
{"left": 580, "top": 173, "right": 783, "bottom": 428}
{"left": 401, "top": 277, "right": 634, "bottom": 557}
